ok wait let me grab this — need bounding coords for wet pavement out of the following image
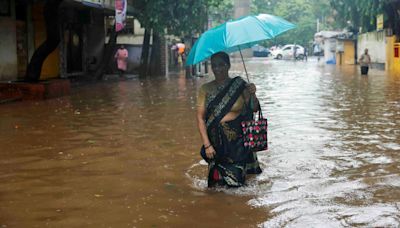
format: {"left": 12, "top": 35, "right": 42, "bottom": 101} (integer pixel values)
{"left": 0, "top": 58, "right": 399, "bottom": 227}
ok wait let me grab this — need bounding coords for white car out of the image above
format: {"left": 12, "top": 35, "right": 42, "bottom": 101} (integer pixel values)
{"left": 271, "top": 44, "right": 305, "bottom": 60}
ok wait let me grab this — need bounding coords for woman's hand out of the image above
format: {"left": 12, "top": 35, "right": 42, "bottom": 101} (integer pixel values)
{"left": 205, "top": 146, "right": 216, "bottom": 159}
{"left": 245, "top": 83, "right": 260, "bottom": 112}
{"left": 247, "top": 83, "right": 257, "bottom": 94}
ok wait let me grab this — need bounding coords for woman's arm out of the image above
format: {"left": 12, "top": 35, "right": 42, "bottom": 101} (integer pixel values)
{"left": 250, "top": 94, "right": 260, "bottom": 112}
{"left": 244, "top": 83, "right": 260, "bottom": 112}
{"left": 197, "top": 105, "right": 216, "bottom": 159}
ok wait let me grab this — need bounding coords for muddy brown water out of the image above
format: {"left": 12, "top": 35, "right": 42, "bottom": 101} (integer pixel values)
{"left": 0, "top": 59, "right": 399, "bottom": 227}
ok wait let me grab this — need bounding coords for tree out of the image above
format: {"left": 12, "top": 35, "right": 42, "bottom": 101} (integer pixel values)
{"left": 383, "top": 1, "right": 400, "bottom": 36}
{"left": 131, "top": 0, "right": 226, "bottom": 77}
{"left": 250, "top": 0, "right": 334, "bottom": 47}
{"left": 208, "top": 0, "right": 234, "bottom": 26}
{"left": 329, "top": 0, "right": 400, "bottom": 35}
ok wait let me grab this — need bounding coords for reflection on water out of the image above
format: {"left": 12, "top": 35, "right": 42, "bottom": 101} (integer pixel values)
{"left": 0, "top": 75, "right": 265, "bottom": 227}
{"left": 0, "top": 58, "right": 399, "bottom": 227}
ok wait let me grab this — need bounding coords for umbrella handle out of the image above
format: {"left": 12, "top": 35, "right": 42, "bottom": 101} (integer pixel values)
{"left": 239, "top": 47, "right": 250, "bottom": 83}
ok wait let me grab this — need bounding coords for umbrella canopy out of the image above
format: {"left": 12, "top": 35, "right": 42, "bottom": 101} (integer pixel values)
{"left": 186, "top": 14, "right": 296, "bottom": 66}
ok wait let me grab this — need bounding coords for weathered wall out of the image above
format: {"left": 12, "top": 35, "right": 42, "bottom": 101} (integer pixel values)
{"left": 85, "top": 10, "right": 105, "bottom": 72}
{"left": 32, "top": 3, "right": 60, "bottom": 80}
{"left": 323, "top": 38, "right": 336, "bottom": 62}
{"left": 336, "top": 40, "right": 356, "bottom": 65}
{"left": 343, "top": 40, "right": 355, "bottom": 65}
{"left": 385, "top": 36, "right": 400, "bottom": 75}
{"left": 357, "top": 30, "right": 386, "bottom": 64}
{"left": 0, "top": 17, "right": 18, "bottom": 81}
{"left": 116, "top": 35, "right": 144, "bottom": 45}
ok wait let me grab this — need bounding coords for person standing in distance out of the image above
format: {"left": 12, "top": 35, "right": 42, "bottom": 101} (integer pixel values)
{"left": 114, "top": 45, "right": 129, "bottom": 77}
{"left": 359, "top": 48, "right": 371, "bottom": 75}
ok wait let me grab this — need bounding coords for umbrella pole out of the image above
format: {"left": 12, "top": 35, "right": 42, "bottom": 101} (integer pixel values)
{"left": 239, "top": 48, "right": 250, "bottom": 82}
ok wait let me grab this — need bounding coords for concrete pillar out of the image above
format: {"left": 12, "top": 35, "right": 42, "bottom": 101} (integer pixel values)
{"left": 234, "top": 0, "right": 252, "bottom": 58}
{"left": 164, "top": 37, "right": 168, "bottom": 76}
{"left": 159, "top": 35, "right": 167, "bottom": 76}
{"left": 234, "top": 0, "right": 250, "bottom": 18}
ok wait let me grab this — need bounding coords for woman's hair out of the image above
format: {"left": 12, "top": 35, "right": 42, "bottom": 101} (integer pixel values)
{"left": 211, "top": 52, "right": 230, "bottom": 67}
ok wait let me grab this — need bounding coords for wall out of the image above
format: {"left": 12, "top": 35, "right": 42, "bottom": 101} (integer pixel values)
{"left": 116, "top": 35, "right": 144, "bottom": 45}
{"left": 133, "top": 19, "right": 145, "bottom": 35}
{"left": 32, "top": 3, "right": 60, "bottom": 80}
{"left": 336, "top": 40, "right": 355, "bottom": 65}
{"left": 85, "top": 10, "right": 105, "bottom": 72}
{"left": 385, "top": 36, "right": 394, "bottom": 72}
{"left": 107, "top": 20, "right": 146, "bottom": 45}
{"left": 125, "top": 46, "right": 143, "bottom": 70}
{"left": 0, "top": 17, "right": 18, "bottom": 81}
{"left": 324, "top": 38, "right": 336, "bottom": 62}
{"left": 344, "top": 40, "right": 355, "bottom": 65}
{"left": 357, "top": 30, "right": 386, "bottom": 64}
{"left": 385, "top": 36, "right": 400, "bottom": 75}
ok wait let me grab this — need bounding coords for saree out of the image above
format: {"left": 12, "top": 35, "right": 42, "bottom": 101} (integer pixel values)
{"left": 200, "top": 77, "right": 262, "bottom": 188}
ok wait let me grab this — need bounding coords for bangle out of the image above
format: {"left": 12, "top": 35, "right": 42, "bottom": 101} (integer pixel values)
{"left": 204, "top": 144, "right": 212, "bottom": 149}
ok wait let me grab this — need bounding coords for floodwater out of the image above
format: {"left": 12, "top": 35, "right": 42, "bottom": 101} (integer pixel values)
{"left": 0, "top": 58, "right": 399, "bottom": 227}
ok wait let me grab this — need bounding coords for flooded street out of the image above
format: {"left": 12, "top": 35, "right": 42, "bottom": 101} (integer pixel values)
{"left": 1, "top": 58, "right": 400, "bottom": 227}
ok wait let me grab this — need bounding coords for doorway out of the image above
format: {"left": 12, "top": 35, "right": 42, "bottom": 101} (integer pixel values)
{"left": 65, "top": 24, "right": 83, "bottom": 73}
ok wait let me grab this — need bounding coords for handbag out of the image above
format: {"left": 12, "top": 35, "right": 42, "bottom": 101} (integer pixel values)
{"left": 241, "top": 100, "right": 268, "bottom": 152}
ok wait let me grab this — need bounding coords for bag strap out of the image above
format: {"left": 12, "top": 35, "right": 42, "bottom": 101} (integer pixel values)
{"left": 258, "top": 108, "right": 264, "bottom": 120}
{"left": 241, "top": 57, "right": 264, "bottom": 119}
{"left": 249, "top": 95, "right": 264, "bottom": 119}
{"left": 243, "top": 93, "right": 264, "bottom": 120}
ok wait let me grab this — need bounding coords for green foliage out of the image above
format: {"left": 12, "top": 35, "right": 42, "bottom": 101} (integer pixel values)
{"left": 250, "top": 0, "right": 334, "bottom": 47}
{"left": 209, "top": 0, "right": 234, "bottom": 26}
{"left": 132, "top": 0, "right": 226, "bottom": 36}
{"left": 329, "top": 0, "right": 398, "bottom": 33}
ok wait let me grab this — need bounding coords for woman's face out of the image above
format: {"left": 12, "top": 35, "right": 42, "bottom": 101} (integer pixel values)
{"left": 211, "top": 56, "right": 229, "bottom": 78}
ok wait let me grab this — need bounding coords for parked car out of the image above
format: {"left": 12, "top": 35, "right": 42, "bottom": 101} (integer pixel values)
{"left": 252, "top": 45, "right": 271, "bottom": 57}
{"left": 270, "top": 44, "right": 305, "bottom": 60}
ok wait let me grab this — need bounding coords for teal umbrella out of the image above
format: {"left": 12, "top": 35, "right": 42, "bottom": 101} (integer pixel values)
{"left": 186, "top": 14, "right": 295, "bottom": 80}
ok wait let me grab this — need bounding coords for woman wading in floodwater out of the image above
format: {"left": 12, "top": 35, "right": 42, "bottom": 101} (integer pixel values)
{"left": 196, "top": 52, "right": 262, "bottom": 188}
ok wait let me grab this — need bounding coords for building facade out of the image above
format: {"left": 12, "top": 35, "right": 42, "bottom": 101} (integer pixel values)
{"left": 0, "top": 0, "right": 138, "bottom": 81}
